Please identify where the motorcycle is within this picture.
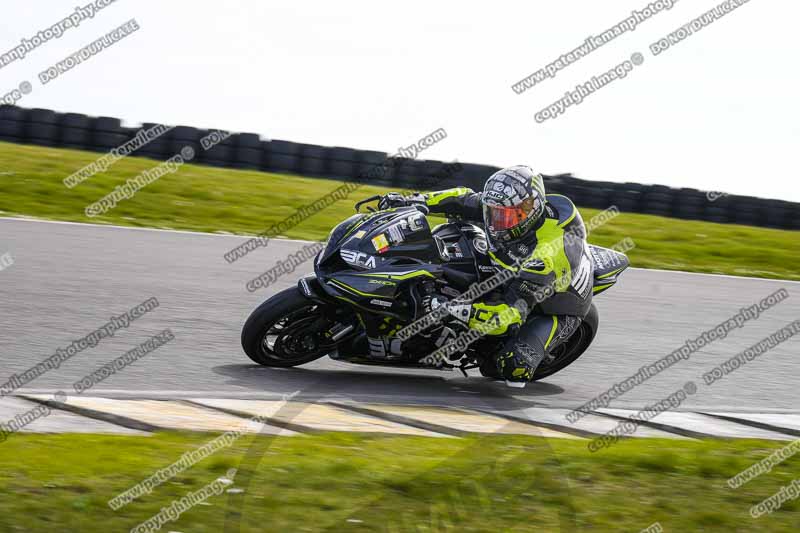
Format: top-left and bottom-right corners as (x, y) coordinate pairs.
(241, 194), (629, 382)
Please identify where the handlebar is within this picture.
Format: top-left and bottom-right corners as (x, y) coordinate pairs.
(354, 195), (382, 213)
(353, 194), (430, 215)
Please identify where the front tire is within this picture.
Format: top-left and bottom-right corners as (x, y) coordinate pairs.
(241, 287), (339, 367)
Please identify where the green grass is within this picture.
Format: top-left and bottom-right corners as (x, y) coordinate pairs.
(1, 432), (799, 531)
(1, 141), (798, 280)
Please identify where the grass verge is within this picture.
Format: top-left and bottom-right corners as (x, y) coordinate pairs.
(1, 432), (799, 531)
(1, 141), (798, 280)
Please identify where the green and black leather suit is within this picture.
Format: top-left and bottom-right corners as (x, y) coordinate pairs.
(421, 187), (595, 381)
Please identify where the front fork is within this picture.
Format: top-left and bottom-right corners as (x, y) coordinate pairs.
(297, 275), (361, 354)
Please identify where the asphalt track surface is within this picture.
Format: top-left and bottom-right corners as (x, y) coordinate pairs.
(1, 217), (798, 413)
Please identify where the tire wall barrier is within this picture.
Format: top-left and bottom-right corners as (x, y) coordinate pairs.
(0, 105), (797, 230)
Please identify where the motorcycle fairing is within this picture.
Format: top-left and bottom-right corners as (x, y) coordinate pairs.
(323, 266), (439, 317)
(588, 244), (630, 295)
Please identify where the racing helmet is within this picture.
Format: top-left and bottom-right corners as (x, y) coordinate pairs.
(481, 166), (546, 244)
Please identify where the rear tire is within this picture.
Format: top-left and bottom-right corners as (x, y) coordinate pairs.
(241, 287), (339, 367)
(531, 303), (599, 381)
(478, 305), (599, 381)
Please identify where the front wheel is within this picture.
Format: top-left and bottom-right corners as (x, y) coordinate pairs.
(241, 287), (345, 367)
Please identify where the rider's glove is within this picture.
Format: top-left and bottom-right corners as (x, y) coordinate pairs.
(405, 193), (427, 206)
(379, 192), (426, 209)
(378, 192), (408, 210)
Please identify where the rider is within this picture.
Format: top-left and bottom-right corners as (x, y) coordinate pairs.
(380, 165), (594, 385)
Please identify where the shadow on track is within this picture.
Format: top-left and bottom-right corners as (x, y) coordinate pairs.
(211, 363), (566, 410)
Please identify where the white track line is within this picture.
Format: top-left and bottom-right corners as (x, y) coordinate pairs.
(2, 215), (799, 284)
(10, 389), (327, 399)
(0, 215), (317, 244)
(627, 267), (800, 285)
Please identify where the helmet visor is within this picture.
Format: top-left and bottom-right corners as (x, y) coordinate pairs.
(484, 197), (537, 232)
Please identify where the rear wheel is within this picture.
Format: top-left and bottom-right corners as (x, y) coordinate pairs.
(532, 304), (599, 381)
(478, 304), (599, 381)
(241, 287), (346, 367)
